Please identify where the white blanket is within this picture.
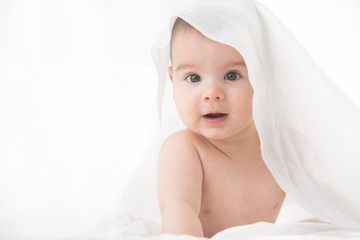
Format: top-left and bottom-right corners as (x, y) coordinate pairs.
(2, 220), (359, 239)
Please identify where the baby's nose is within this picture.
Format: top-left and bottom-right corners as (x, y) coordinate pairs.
(202, 82), (225, 102)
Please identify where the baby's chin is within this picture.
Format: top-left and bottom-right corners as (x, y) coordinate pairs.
(182, 120), (248, 142)
(193, 125), (257, 143)
(190, 128), (235, 142)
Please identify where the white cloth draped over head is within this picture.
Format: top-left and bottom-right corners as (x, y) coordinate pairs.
(121, 0), (360, 232)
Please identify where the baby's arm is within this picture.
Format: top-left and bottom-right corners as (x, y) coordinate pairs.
(157, 130), (204, 237)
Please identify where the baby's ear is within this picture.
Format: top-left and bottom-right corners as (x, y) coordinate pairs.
(168, 66), (173, 82)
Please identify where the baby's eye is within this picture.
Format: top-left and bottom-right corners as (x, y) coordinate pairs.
(224, 71), (241, 81)
(186, 74), (201, 83)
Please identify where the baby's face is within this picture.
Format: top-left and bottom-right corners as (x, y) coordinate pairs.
(168, 27), (254, 141)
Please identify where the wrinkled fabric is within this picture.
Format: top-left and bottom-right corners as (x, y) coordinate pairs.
(122, 0), (360, 233)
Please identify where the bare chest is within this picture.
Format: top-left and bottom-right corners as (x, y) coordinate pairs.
(197, 148), (285, 237)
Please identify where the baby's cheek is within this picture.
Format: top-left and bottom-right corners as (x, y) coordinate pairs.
(238, 90), (253, 106)
(183, 106), (199, 127)
(173, 96), (191, 119)
(234, 95), (253, 117)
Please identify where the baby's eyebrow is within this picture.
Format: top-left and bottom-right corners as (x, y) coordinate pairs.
(226, 61), (246, 67)
(174, 61), (246, 72)
(175, 64), (195, 72)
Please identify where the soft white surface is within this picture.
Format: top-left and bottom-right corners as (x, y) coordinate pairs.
(0, 0), (360, 238)
(2, 220), (360, 239)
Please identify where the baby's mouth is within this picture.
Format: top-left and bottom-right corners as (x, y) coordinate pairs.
(203, 113), (227, 118)
(202, 112), (228, 124)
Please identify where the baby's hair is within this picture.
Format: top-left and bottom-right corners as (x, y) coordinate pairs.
(170, 17), (194, 61)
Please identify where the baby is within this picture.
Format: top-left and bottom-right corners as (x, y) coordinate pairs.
(157, 18), (285, 238)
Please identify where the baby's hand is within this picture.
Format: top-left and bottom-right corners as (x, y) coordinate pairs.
(157, 130), (204, 237)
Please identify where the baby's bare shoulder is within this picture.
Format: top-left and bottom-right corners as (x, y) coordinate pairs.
(159, 129), (203, 164)
(162, 129), (202, 148)
(160, 130), (211, 163)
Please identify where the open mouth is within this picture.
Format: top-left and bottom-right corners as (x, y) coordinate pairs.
(203, 113), (227, 118)
(202, 113), (228, 124)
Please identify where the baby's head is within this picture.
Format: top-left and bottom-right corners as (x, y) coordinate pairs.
(168, 18), (255, 141)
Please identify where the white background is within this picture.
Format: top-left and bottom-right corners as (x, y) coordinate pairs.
(0, 0), (359, 234)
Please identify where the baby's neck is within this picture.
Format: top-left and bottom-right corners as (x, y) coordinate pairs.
(203, 122), (262, 164)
